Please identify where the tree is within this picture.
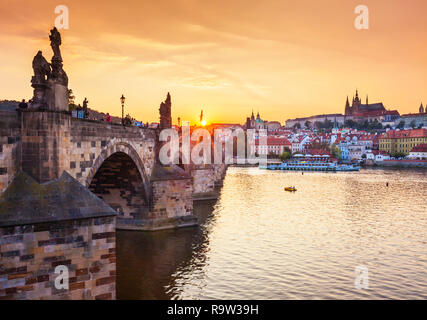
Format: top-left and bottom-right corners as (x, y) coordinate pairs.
(397, 120), (405, 129)
(304, 120), (312, 129)
(344, 119), (357, 128)
(314, 121), (323, 129)
(293, 122), (301, 130)
(390, 152), (406, 159)
(409, 120), (417, 129)
(68, 89), (76, 111)
(330, 144), (341, 160)
(279, 151), (291, 162)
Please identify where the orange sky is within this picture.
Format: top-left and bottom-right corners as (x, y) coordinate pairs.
(1, 0), (426, 124)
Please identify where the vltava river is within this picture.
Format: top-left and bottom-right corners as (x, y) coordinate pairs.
(117, 167), (427, 299)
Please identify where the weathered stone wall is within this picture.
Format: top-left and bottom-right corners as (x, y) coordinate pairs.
(151, 178), (193, 218)
(192, 166), (215, 195)
(0, 111), (21, 193)
(0, 216), (116, 300)
(21, 111), (71, 184)
(213, 164), (227, 185)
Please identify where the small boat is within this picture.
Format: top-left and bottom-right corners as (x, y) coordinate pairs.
(284, 186), (297, 192)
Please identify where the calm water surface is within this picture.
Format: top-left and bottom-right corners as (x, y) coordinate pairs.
(117, 167), (427, 299)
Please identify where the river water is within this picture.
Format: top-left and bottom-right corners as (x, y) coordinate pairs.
(117, 167), (427, 299)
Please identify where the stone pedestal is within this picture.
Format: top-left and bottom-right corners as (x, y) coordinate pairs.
(21, 111), (71, 183)
(46, 79), (68, 111)
(30, 76), (48, 109)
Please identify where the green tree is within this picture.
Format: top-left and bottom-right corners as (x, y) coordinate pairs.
(279, 151), (291, 162)
(390, 151), (406, 158)
(397, 120), (405, 129)
(330, 144), (341, 159)
(68, 89), (76, 111)
(344, 119), (357, 128)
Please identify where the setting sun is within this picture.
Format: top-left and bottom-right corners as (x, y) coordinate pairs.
(201, 120), (207, 126)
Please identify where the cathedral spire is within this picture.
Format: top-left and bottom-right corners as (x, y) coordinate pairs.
(366, 95), (368, 105)
(420, 102), (424, 114)
(345, 96), (351, 115)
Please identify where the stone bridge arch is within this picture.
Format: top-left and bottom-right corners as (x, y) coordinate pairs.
(86, 141), (152, 218)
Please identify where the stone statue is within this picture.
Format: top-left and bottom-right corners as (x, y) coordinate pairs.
(30, 27), (69, 111)
(49, 27), (62, 60)
(48, 27), (68, 86)
(32, 51), (51, 81)
(159, 92), (172, 129)
(82, 98), (88, 109)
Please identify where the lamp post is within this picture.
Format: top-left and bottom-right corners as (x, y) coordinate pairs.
(120, 94), (125, 125)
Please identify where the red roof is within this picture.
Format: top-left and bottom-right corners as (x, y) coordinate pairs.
(255, 137), (291, 146)
(305, 148), (332, 156)
(410, 144), (427, 153)
(385, 110), (400, 116)
(381, 128), (427, 139)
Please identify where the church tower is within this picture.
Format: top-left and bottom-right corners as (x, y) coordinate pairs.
(345, 96), (351, 115)
(352, 89), (361, 113)
(419, 102), (424, 114)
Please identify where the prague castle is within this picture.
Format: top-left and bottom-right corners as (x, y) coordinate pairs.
(344, 90), (387, 117)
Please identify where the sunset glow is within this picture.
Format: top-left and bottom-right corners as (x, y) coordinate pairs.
(1, 0), (427, 124)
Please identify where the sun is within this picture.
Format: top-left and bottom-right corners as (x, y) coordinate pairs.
(201, 120), (207, 126)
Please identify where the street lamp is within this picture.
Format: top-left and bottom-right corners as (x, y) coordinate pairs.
(120, 94), (125, 125)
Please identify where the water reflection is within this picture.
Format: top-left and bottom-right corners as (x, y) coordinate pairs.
(116, 200), (216, 300)
(117, 168), (427, 300)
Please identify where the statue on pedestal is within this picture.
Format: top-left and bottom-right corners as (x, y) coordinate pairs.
(30, 51), (51, 109)
(49, 27), (62, 60)
(159, 92), (172, 130)
(30, 27), (69, 111)
(49, 27), (68, 86)
(32, 51), (51, 81)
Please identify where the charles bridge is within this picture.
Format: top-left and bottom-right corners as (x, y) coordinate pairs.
(0, 28), (226, 299)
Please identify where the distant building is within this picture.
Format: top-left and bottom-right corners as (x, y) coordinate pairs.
(245, 118), (281, 131)
(285, 114), (345, 129)
(366, 150), (390, 162)
(398, 103), (427, 128)
(408, 143), (427, 159)
(246, 111), (270, 130)
(379, 128), (427, 155)
(344, 90), (400, 123)
(345, 90), (386, 116)
(266, 121), (281, 131)
(252, 137), (292, 155)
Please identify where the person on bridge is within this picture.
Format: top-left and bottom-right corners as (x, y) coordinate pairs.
(18, 99), (28, 109)
(106, 113), (111, 122)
